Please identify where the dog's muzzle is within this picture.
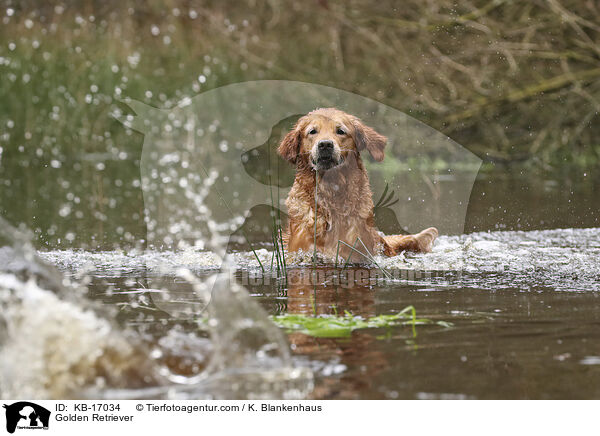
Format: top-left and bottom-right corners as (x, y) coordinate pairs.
(313, 140), (340, 170)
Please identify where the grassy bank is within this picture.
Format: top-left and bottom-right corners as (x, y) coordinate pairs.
(2, 1), (600, 165)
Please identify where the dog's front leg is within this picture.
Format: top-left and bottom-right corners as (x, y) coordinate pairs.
(286, 200), (328, 253)
(383, 227), (438, 255)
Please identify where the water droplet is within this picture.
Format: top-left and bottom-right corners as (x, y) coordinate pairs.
(58, 204), (71, 217)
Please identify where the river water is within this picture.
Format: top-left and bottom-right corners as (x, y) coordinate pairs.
(1, 168), (599, 399)
(1, 226), (596, 399)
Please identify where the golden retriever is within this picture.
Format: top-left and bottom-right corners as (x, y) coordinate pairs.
(278, 108), (438, 260)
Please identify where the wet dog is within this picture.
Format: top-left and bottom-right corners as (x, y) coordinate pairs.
(278, 108), (438, 260)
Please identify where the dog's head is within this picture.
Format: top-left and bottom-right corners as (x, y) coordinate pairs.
(277, 108), (387, 171)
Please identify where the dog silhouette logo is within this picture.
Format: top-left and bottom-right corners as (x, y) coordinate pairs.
(2, 402), (50, 433)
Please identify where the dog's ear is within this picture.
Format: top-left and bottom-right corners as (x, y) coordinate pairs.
(352, 119), (387, 162)
(278, 124), (302, 164)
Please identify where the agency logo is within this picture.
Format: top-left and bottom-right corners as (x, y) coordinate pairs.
(2, 402), (50, 434)
(112, 80), (481, 319)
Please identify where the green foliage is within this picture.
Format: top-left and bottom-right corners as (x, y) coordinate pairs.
(271, 306), (452, 338)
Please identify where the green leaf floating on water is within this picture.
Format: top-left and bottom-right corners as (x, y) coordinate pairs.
(271, 306), (452, 338)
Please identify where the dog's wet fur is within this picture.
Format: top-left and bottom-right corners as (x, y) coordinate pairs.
(278, 108), (438, 260)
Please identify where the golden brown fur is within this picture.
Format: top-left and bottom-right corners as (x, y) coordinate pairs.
(278, 108), (438, 261)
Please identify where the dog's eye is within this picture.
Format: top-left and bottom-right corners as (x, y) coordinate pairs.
(309, 128), (317, 135)
(336, 128), (345, 135)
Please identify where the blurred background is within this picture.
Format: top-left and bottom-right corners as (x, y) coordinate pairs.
(1, 0), (598, 249)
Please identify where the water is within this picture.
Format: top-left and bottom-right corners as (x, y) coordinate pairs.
(15, 227), (597, 399)
(0, 219), (314, 400)
(1, 156), (599, 399)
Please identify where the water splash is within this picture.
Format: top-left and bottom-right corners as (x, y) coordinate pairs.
(0, 273), (161, 398)
(39, 227), (600, 292)
(0, 218), (313, 399)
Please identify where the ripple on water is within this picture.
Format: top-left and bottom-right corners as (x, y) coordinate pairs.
(39, 228), (600, 292)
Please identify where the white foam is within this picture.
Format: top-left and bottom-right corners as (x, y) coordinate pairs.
(0, 274), (152, 398)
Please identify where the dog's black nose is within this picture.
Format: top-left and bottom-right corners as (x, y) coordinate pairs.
(318, 140), (334, 152)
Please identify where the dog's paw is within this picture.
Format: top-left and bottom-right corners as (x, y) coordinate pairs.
(416, 227), (438, 253)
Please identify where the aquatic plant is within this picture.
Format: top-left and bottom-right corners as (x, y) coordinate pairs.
(271, 306), (452, 338)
